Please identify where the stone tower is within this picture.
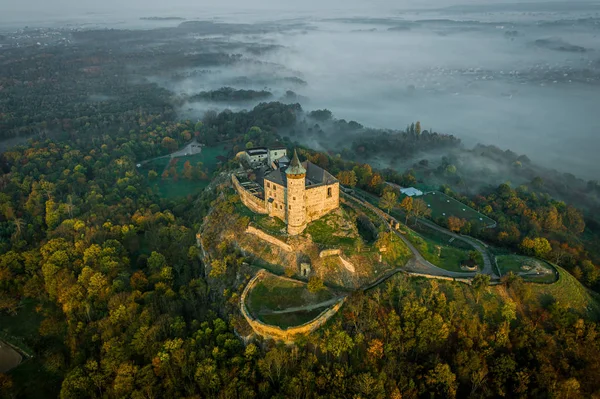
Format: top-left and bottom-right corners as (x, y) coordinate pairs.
(285, 150), (307, 235)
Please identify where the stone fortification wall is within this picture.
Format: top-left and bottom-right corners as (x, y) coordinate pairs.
(305, 182), (340, 223)
(240, 270), (346, 343)
(246, 226), (292, 252)
(405, 271), (472, 285)
(320, 248), (342, 258)
(232, 175), (267, 214)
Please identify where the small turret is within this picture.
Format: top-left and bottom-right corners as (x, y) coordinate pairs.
(285, 149), (306, 177)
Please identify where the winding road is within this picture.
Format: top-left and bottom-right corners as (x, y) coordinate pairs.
(342, 191), (499, 280)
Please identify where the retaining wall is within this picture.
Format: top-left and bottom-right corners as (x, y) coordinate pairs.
(240, 270), (346, 343)
(319, 248), (341, 258)
(232, 175), (267, 214)
(246, 226), (292, 252)
(405, 271), (472, 285)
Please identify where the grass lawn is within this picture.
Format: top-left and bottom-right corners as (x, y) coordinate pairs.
(421, 191), (496, 228)
(497, 255), (557, 283)
(399, 226), (473, 273)
(260, 306), (329, 329)
(246, 274), (335, 316)
(253, 214), (287, 237)
(530, 266), (600, 318)
(305, 211), (359, 249)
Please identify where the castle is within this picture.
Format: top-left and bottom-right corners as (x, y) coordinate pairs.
(233, 148), (340, 235)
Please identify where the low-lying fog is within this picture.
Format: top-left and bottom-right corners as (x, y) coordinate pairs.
(4, 1), (600, 179)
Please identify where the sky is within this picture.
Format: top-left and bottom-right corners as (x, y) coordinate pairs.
(0, 0), (588, 13)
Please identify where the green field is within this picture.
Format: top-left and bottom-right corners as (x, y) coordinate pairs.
(530, 266), (600, 318)
(421, 191), (496, 227)
(305, 210), (359, 249)
(140, 144), (229, 199)
(497, 255), (557, 283)
(260, 306), (329, 329)
(247, 274), (334, 313)
(399, 226), (473, 273)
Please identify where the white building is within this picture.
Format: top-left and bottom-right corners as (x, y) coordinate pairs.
(400, 187), (423, 197)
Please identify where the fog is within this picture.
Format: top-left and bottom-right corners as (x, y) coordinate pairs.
(2, 0), (600, 179)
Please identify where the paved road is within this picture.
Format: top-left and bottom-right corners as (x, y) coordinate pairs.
(416, 218), (497, 277)
(342, 192), (493, 279)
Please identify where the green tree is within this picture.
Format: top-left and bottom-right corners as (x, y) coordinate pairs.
(307, 276), (324, 293)
(472, 273), (491, 304)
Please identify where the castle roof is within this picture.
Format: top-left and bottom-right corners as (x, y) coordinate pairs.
(285, 150), (306, 176)
(263, 158), (337, 188)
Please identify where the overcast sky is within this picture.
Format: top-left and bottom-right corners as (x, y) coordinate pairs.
(0, 0), (586, 14)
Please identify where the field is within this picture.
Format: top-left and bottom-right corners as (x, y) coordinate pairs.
(399, 226), (473, 273)
(260, 306), (329, 329)
(140, 144), (229, 199)
(497, 255), (557, 283)
(246, 274), (337, 327)
(421, 191), (496, 228)
(529, 266), (600, 318)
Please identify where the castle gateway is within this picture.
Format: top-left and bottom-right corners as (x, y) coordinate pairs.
(234, 149), (340, 235)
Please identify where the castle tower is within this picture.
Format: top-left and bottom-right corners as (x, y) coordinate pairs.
(285, 150), (307, 235)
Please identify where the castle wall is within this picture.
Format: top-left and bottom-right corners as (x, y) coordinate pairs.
(246, 226), (292, 252)
(232, 175), (267, 214)
(305, 182), (340, 223)
(319, 248), (342, 258)
(240, 270), (346, 343)
(265, 181), (287, 222)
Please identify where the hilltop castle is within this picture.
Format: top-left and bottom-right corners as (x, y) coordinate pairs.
(233, 148), (339, 235)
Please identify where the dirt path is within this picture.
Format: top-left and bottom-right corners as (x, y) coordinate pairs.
(260, 297), (343, 315)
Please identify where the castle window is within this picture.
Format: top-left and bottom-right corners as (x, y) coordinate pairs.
(293, 197), (296, 201)
(289, 205), (291, 210)
(327, 187), (332, 198)
(267, 182), (270, 188)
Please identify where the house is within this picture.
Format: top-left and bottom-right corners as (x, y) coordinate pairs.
(244, 147), (269, 166)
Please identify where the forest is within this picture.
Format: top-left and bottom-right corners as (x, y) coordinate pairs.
(1, 23), (600, 399)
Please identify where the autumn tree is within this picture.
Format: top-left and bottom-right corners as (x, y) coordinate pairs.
(400, 196), (413, 224)
(380, 189), (398, 214)
(412, 198), (431, 225)
(336, 170), (357, 187)
(520, 237), (552, 259)
(447, 216), (466, 233)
